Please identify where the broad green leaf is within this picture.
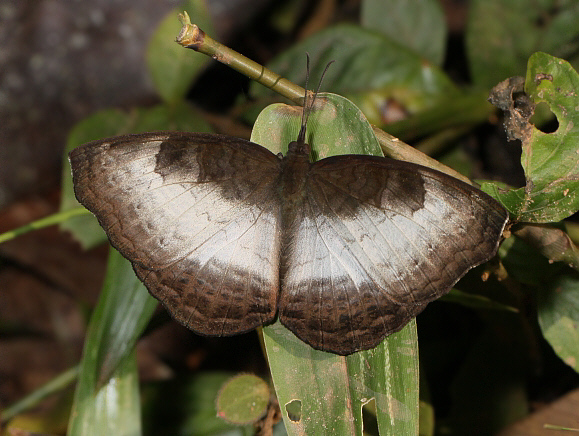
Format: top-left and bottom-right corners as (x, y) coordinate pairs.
(264, 321), (418, 436)
(252, 94), (419, 436)
(361, 0), (447, 66)
(498, 234), (563, 286)
(482, 53), (579, 223)
(60, 102), (212, 249)
(248, 24), (457, 126)
(251, 95), (383, 158)
(385, 89), (495, 141)
(466, 0), (579, 89)
(142, 372), (248, 436)
(215, 375), (270, 425)
(68, 249), (158, 435)
(538, 273), (579, 373)
(146, 0), (214, 103)
(513, 223), (579, 273)
(68, 350), (141, 436)
(441, 288), (518, 313)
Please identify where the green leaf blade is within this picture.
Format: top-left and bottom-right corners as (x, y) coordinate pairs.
(466, 0), (579, 89)
(68, 350), (141, 436)
(68, 250), (158, 435)
(538, 273), (579, 373)
(361, 0), (447, 66)
(253, 94), (419, 435)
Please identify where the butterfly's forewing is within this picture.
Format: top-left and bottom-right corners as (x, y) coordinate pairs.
(279, 155), (508, 355)
(70, 132), (283, 335)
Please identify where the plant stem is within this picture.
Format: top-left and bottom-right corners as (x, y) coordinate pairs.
(0, 208), (90, 244)
(544, 424), (579, 432)
(1, 365), (79, 423)
(372, 127), (472, 184)
(176, 11), (305, 105)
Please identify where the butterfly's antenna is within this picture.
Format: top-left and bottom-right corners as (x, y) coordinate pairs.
(297, 54), (311, 143)
(297, 56), (334, 144)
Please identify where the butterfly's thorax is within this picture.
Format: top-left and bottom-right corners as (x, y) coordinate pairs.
(279, 140), (312, 209)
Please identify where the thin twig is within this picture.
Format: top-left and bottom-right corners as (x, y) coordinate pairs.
(0, 207), (90, 244)
(1, 365), (80, 423)
(176, 11), (305, 105)
(544, 424), (579, 432)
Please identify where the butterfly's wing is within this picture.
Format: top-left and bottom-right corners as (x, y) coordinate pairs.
(70, 132), (283, 336)
(279, 155), (508, 354)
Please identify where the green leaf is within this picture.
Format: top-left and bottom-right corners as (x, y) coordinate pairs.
(251, 95), (383, 158)
(538, 273), (579, 373)
(68, 249), (158, 435)
(442, 288), (518, 313)
(499, 234), (563, 286)
(466, 0), (579, 89)
(361, 0), (447, 66)
(264, 321), (418, 436)
(146, 0), (214, 103)
(60, 102), (212, 249)
(248, 24), (457, 126)
(513, 223), (579, 273)
(68, 349), (141, 436)
(252, 94), (419, 436)
(215, 375), (270, 425)
(482, 53), (579, 223)
(384, 89), (495, 141)
(142, 372), (247, 436)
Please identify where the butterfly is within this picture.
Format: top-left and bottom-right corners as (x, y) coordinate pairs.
(69, 94), (508, 355)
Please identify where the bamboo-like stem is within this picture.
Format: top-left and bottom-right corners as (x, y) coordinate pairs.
(176, 11), (305, 105)
(372, 127), (472, 185)
(175, 11), (473, 183)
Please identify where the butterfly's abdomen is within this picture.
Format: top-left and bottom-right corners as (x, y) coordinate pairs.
(278, 151), (311, 278)
(279, 152), (311, 209)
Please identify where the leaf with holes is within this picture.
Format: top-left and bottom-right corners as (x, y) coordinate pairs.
(254, 94), (420, 435)
(483, 53), (579, 223)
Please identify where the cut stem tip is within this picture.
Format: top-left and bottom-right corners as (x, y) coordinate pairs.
(175, 11), (204, 48)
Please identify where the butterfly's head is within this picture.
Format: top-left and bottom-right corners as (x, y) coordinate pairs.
(286, 137), (311, 160)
